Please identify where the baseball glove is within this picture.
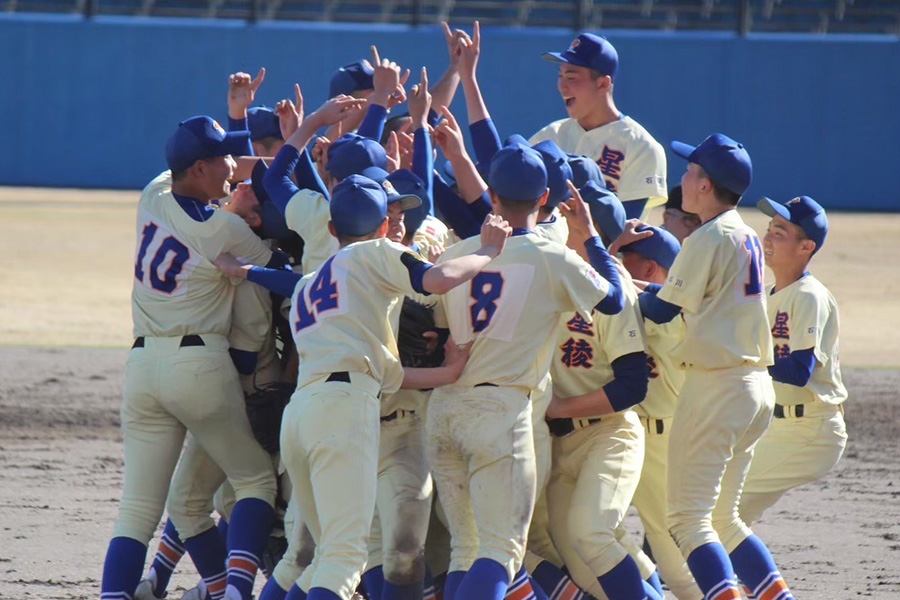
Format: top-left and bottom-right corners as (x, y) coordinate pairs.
(244, 381), (294, 455)
(398, 297), (444, 368)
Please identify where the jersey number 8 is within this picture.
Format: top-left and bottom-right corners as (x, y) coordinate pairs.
(470, 272), (504, 332)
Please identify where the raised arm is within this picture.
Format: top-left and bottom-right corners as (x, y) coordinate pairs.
(421, 214), (510, 295)
(433, 106), (489, 206)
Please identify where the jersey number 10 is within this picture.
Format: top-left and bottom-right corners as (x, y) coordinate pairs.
(135, 223), (191, 294)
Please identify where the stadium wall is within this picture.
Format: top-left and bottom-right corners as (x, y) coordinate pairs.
(1, 14), (898, 210)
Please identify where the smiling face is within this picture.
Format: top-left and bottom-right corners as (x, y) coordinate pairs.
(223, 182), (263, 229)
(557, 64), (607, 121)
(195, 154), (237, 200)
(387, 201), (406, 243)
(763, 215), (815, 269)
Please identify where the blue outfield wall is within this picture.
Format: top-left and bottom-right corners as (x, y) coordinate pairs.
(1, 14), (899, 210)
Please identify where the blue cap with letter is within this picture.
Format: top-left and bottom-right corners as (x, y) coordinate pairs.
(488, 144), (548, 203)
(757, 195), (828, 253)
(580, 182), (625, 241)
(330, 175), (389, 237)
(247, 106), (283, 141)
(327, 134), (388, 181)
(620, 226), (681, 270)
(543, 33), (619, 82)
(568, 154), (605, 189)
(329, 60), (375, 98)
(670, 133), (753, 197)
(165, 116), (249, 171)
(531, 140), (574, 209)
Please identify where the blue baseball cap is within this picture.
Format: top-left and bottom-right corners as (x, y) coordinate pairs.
(488, 144), (548, 203)
(757, 195), (828, 253)
(247, 106), (282, 142)
(543, 33), (619, 82)
(387, 169), (427, 207)
(568, 154), (605, 189)
(329, 60), (375, 98)
(165, 116), (249, 171)
(330, 175), (389, 237)
(327, 134), (388, 181)
(532, 140), (574, 209)
(356, 166), (421, 211)
(620, 226), (681, 270)
(670, 133), (753, 197)
(580, 181), (625, 241)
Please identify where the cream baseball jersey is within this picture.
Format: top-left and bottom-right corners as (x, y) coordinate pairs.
(533, 211), (570, 246)
(658, 210), (774, 369)
(132, 171), (273, 338)
(289, 238), (428, 395)
(551, 276), (645, 399)
(530, 116), (667, 207)
(636, 318), (686, 420)
(436, 232), (610, 392)
(766, 275), (847, 406)
(284, 188), (340, 275)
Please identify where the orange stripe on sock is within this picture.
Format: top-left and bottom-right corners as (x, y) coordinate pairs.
(506, 581), (534, 600)
(558, 582), (580, 600)
(159, 542), (183, 562)
(758, 579), (789, 600)
(742, 585), (755, 600)
(207, 578), (227, 594)
(228, 557), (258, 574)
(711, 588), (741, 600)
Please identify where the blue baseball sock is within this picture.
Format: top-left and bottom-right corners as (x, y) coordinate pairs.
(443, 570), (465, 600)
(362, 565), (385, 600)
(423, 567), (438, 600)
(259, 576), (290, 600)
(226, 498), (275, 599)
(101, 536), (147, 599)
(645, 571), (664, 596)
(529, 575), (550, 600)
(184, 526), (228, 600)
(597, 556), (660, 600)
(217, 516), (230, 541)
(730, 535), (793, 599)
(455, 558), (509, 600)
(686, 542), (739, 599)
(532, 561), (586, 600)
(307, 588), (341, 600)
(383, 579), (424, 600)
(285, 584), (308, 600)
(148, 519), (185, 596)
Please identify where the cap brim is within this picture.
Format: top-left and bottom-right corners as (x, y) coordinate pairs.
(387, 193), (422, 211)
(669, 141), (697, 162)
(221, 131), (251, 157)
(757, 197), (791, 221)
(359, 166), (391, 184)
(542, 51), (592, 70)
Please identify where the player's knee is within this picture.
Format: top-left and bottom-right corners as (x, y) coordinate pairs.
(166, 495), (215, 540)
(383, 547), (426, 585)
(112, 505), (160, 545)
(571, 526), (620, 572)
(230, 468), (277, 505)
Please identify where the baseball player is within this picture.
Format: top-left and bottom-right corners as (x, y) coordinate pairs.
(739, 196), (848, 526)
(614, 226), (704, 600)
(427, 142), (626, 600)
(217, 173), (512, 600)
(530, 33), (667, 221)
(101, 115), (290, 600)
(625, 134), (795, 600)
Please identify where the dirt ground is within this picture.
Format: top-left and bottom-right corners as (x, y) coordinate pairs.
(1, 188), (899, 599)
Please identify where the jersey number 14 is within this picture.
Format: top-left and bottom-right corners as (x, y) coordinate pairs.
(295, 257), (340, 332)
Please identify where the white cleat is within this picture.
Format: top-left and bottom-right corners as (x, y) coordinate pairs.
(134, 578), (166, 599)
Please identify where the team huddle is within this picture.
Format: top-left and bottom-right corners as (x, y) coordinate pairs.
(101, 23), (849, 600)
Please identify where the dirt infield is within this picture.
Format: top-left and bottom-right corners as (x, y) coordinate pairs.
(1, 187), (899, 598)
(0, 348), (898, 598)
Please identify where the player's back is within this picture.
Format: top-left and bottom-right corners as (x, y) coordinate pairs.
(766, 274), (847, 406)
(290, 238), (424, 395)
(659, 210), (772, 369)
(132, 171), (272, 338)
(437, 232), (608, 394)
(638, 317), (686, 420)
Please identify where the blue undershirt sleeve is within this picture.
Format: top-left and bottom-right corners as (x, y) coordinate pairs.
(228, 349), (258, 375)
(405, 127), (435, 228)
(639, 284), (682, 324)
(227, 116), (254, 157)
(604, 352), (650, 412)
(263, 145), (302, 215)
(247, 266), (303, 299)
(400, 252), (433, 296)
(432, 172), (483, 239)
(584, 237), (625, 315)
(358, 104), (388, 142)
(469, 118), (502, 167)
(768, 347), (816, 387)
(293, 149), (329, 200)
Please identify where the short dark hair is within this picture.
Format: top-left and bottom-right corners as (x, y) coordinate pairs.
(495, 194), (542, 216)
(698, 166), (741, 206)
(255, 136), (282, 154)
(171, 168), (188, 182)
